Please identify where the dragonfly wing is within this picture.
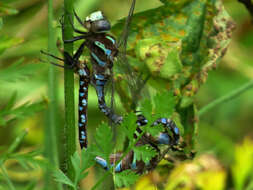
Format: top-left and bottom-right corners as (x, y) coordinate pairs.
(114, 0), (150, 111)
(116, 0), (136, 49)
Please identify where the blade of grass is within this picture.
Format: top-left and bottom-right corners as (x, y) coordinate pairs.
(198, 80), (253, 116)
(0, 165), (16, 190)
(6, 129), (28, 155)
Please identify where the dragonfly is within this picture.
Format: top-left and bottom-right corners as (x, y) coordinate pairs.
(42, 0), (181, 173)
(41, 45), (90, 149)
(96, 116), (180, 173)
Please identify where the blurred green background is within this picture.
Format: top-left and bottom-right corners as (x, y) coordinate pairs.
(0, 0), (253, 189)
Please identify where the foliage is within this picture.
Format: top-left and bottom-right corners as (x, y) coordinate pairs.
(0, 92), (44, 126)
(232, 138), (253, 190)
(0, 130), (45, 190)
(0, 0), (253, 189)
(53, 147), (96, 190)
(114, 170), (139, 188)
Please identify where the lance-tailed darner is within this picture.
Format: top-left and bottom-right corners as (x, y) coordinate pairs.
(42, 0), (181, 173)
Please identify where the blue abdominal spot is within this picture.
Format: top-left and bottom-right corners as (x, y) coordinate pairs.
(161, 118), (167, 124)
(82, 99), (87, 106)
(81, 131), (86, 139)
(131, 161), (137, 170)
(94, 74), (105, 80)
(91, 52), (106, 67)
(95, 157), (108, 169)
(105, 36), (116, 44)
(94, 41), (112, 56)
(158, 133), (170, 145)
(174, 127), (179, 135)
(79, 69), (87, 76)
(115, 162), (122, 172)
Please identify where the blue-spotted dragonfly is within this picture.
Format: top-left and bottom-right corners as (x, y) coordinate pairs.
(41, 0), (180, 173)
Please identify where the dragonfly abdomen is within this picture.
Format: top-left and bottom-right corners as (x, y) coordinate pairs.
(78, 68), (90, 149)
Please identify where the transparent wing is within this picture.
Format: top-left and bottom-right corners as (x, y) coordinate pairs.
(112, 0), (150, 111)
(116, 0), (136, 50)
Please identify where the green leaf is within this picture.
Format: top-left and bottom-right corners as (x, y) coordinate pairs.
(145, 123), (164, 137)
(121, 112), (138, 142)
(135, 39), (182, 80)
(159, 0), (191, 7)
(140, 99), (153, 124)
(112, 0), (234, 83)
(0, 93), (45, 126)
(93, 123), (113, 160)
(180, 0), (206, 66)
(133, 145), (157, 165)
(24, 181), (37, 190)
(0, 58), (40, 82)
(154, 91), (175, 118)
(53, 169), (75, 188)
(0, 18), (2, 31)
(80, 146), (96, 172)
(232, 138), (253, 190)
(71, 152), (81, 174)
(0, 35), (23, 55)
(4, 93), (17, 112)
(13, 150), (46, 170)
(114, 170), (139, 188)
(71, 151), (81, 184)
(0, 3), (18, 16)
(6, 130), (27, 155)
(79, 172), (88, 181)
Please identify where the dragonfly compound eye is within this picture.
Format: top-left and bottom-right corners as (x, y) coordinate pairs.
(91, 19), (111, 33)
(85, 11), (111, 33)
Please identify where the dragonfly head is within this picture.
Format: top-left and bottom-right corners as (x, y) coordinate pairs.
(84, 11), (111, 33)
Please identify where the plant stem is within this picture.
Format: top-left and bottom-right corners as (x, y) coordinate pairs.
(1, 165), (16, 190)
(63, 0), (76, 186)
(198, 80), (253, 116)
(6, 129), (27, 155)
(45, 0), (61, 189)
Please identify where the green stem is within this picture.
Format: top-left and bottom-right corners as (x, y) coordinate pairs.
(6, 129), (27, 155)
(198, 80), (253, 116)
(1, 165), (16, 190)
(45, 0), (61, 189)
(63, 0), (76, 186)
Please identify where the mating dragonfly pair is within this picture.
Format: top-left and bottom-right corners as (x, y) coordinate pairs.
(42, 0), (180, 173)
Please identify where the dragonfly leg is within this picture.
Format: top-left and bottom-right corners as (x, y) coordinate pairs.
(40, 50), (74, 69)
(66, 13), (87, 34)
(60, 15), (89, 43)
(73, 41), (86, 60)
(63, 35), (87, 43)
(74, 10), (85, 27)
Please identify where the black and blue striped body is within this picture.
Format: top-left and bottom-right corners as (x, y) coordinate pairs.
(95, 116), (180, 173)
(78, 66), (90, 149)
(85, 33), (122, 123)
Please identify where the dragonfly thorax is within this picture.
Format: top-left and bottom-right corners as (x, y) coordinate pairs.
(84, 11), (111, 33)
